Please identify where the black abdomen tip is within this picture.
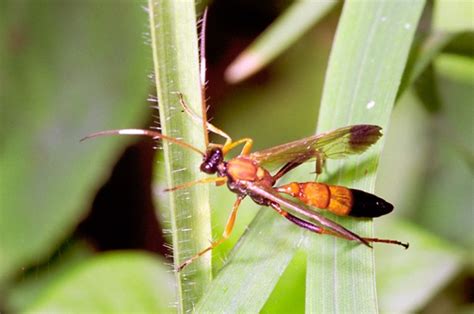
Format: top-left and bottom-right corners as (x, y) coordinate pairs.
(349, 189), (394, 218)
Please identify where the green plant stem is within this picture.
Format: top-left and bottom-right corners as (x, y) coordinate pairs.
(147, 1), (211, 312)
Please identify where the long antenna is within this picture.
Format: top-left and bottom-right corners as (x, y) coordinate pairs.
(199, 8), (209, 148)
(80, 129), (205, 156)
(176, 92), (232, 144)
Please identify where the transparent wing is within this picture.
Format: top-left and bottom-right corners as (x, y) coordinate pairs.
(249, 125), (382, 170)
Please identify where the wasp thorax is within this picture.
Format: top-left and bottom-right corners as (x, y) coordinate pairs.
(200, 148), (224, 174)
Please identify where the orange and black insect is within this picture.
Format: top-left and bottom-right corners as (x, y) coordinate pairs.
(83, 113), (408, 271)
(82, 10), (407, 271)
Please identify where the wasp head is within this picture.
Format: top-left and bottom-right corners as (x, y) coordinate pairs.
(200, 148), (224, 174)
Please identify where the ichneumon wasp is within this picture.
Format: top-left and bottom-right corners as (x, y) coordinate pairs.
(82, 97), (408, 271)
(82, 9), (408, 271)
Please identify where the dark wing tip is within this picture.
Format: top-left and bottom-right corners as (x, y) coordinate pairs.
(349, 125), (383, 152)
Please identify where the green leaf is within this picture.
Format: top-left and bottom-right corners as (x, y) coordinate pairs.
(376, 220), (464, 313)
(0, 1), (149, 285)
(397, 31), (473, 111)
(398, 32), (456, 100)
(308, 1), (425, 313)
(196, 207), (306, 313)
(225, 0), (338, 83)
(433, 0), (474, 32)
(436, 54), (474, 84)
(26, 252), (174, 313)
(443, 31), (474, 56)
(146, 1), (211, 311)
(416, 62), (474, 248)
(5, 241), (94, 312)
(413, 64), (442, 112)
(261, 250), (307, 314)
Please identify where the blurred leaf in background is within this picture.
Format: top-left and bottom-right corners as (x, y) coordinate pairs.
(1, 0), (160, 310)
(26, 252), (174, 313)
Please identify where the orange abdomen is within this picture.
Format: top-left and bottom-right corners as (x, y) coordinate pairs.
(276, 182), (393, 217)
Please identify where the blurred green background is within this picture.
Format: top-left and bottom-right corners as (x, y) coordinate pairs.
(1, 0), (472, 313)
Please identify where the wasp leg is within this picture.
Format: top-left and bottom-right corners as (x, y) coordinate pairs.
(176, 196), (244, 271)
(165, 177), (227, 192)
(269, 203), (326, 235)
(269, 203), (408, 248)
(222, 138), (254, 156)
(314, 150), (326, 181)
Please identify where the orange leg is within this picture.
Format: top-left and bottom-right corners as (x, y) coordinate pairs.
(222, 138), (254, 156)
(176, 196), (244, 271)
(165, 177), (227, 192)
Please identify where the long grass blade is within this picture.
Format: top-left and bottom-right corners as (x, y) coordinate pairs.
(196, 165), (315, 312)
(225, 0), (338, 83)
(307, 1), (425, 313)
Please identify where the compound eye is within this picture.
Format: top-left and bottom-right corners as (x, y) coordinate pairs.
(200, 162), (215, 174)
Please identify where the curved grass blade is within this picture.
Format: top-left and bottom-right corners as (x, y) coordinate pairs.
(147, 1), (210, 311)
(398, 30), (472, 112)
(398, 31), (471, 102)
(225, 0), (338, 83)
(196, 163), (316, 312)
(307, 1), (425, 313)
(196, 208), (306, 313)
